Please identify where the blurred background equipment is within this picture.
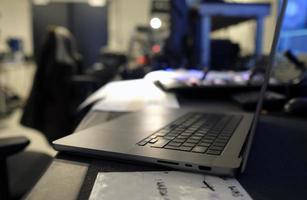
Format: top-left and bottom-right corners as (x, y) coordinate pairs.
(0, 37), (27, 119)
(150, 0), (271, 71)
(284, 97), (307, 116)
(6, 38), (24, 62)
(122, 0), (171, 79)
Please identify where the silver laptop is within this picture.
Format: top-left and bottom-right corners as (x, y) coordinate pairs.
(53, 0), (288, 176)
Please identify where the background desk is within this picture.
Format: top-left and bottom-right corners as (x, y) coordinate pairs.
(26, 99), (307, 200)
(197, 3), (271, 67)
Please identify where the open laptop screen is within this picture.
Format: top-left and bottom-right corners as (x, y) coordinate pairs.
(241, 0), (288, 172)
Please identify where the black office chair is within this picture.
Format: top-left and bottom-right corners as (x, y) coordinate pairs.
(0, 136), (52, 200)
(20, 26), (112, 143)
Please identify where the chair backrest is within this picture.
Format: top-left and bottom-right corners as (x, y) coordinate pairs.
(21, 27), (83, 142)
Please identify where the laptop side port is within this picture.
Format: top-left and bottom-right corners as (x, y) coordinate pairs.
(157, 160), (179, 165)
(198, 165), (212, 171)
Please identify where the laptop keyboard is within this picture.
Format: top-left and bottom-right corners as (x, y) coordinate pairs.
(137, 113), (243, 155)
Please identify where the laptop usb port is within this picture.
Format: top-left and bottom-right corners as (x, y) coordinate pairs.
(198, 166), (211, 171)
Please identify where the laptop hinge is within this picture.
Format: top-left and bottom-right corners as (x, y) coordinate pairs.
(238, 127), (253, 174)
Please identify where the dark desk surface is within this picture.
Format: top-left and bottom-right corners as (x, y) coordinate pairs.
(26, 99), (307, 200)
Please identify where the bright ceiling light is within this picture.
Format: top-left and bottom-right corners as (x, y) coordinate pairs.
(88, 0), (106, 7)
(32, 0), (50, 5)
(150, 17), (162, 29)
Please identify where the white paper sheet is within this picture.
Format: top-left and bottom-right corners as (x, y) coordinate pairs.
(90, 79), (179, 112)
(89, 171), (252, 200)
(80, 69), (249, 111)
(79, 85), (107, 110)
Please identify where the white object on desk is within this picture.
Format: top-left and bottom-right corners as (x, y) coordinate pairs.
(86, 79), (179, 112)
(89, 171), (252, 200)
(145, 69), (251, 85)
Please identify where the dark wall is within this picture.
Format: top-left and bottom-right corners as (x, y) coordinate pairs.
(32, 3), (108, 68)
(70, 4), (108, 68)
(32, 4), (70, 61)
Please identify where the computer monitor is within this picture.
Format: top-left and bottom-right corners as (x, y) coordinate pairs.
(279, 0), (307, 53)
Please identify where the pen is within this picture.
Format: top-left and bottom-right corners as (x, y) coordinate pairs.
(201, 67), (210, 81)
(203, 180), (215, 191)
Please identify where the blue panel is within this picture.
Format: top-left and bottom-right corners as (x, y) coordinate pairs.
(283, 0), (307, 30)
(279, 0), (307, 52)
